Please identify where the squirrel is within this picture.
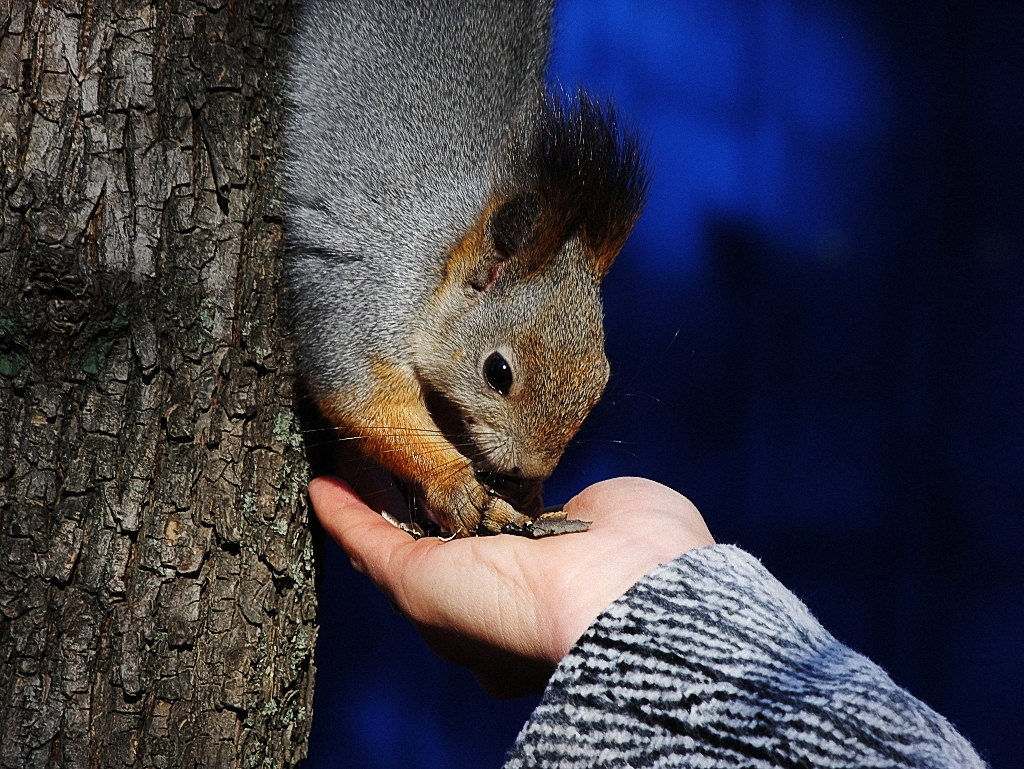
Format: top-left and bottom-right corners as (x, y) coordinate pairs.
(284, 0), (649, 537)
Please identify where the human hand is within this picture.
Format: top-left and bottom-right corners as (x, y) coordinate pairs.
(309, 475), (715, 698)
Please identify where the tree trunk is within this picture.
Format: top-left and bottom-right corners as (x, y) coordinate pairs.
(0, 1), (317, 767)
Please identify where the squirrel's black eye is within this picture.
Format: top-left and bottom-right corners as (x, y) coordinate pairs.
(483, 352), (513, 396)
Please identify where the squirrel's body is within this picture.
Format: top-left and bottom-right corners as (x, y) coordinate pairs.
(286, 0), (648, 535)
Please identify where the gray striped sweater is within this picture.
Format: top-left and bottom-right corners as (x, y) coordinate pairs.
(503, 545), (984, 768)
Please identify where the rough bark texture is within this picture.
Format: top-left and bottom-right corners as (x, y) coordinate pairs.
(0, 1), (317, 767)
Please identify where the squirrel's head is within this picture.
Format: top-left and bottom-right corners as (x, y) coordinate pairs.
(411, 93), (649, 513)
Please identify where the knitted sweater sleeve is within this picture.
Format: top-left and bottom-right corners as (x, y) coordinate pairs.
(502, 544), (985, 768)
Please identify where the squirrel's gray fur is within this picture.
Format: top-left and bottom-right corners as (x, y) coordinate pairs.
(284, 0), (648, 535)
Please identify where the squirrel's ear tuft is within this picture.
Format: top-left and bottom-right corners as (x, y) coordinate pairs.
(502, 90), (651, 278)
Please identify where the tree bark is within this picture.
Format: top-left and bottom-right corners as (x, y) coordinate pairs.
(0, 1), (317, 767)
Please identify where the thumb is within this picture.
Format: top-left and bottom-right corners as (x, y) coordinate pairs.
(308, 475), (418, 584)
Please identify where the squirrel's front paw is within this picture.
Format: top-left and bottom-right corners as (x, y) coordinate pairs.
(423, 479), (530, 537)
(477, 497), (532, 535)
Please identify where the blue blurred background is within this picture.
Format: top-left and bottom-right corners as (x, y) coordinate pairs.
(303, 1), (1024, 766)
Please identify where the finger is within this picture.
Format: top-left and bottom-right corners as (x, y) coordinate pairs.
(307, 475), (421, 582)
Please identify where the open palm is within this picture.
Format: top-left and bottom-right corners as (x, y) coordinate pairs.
(310, 475), (715, 698)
